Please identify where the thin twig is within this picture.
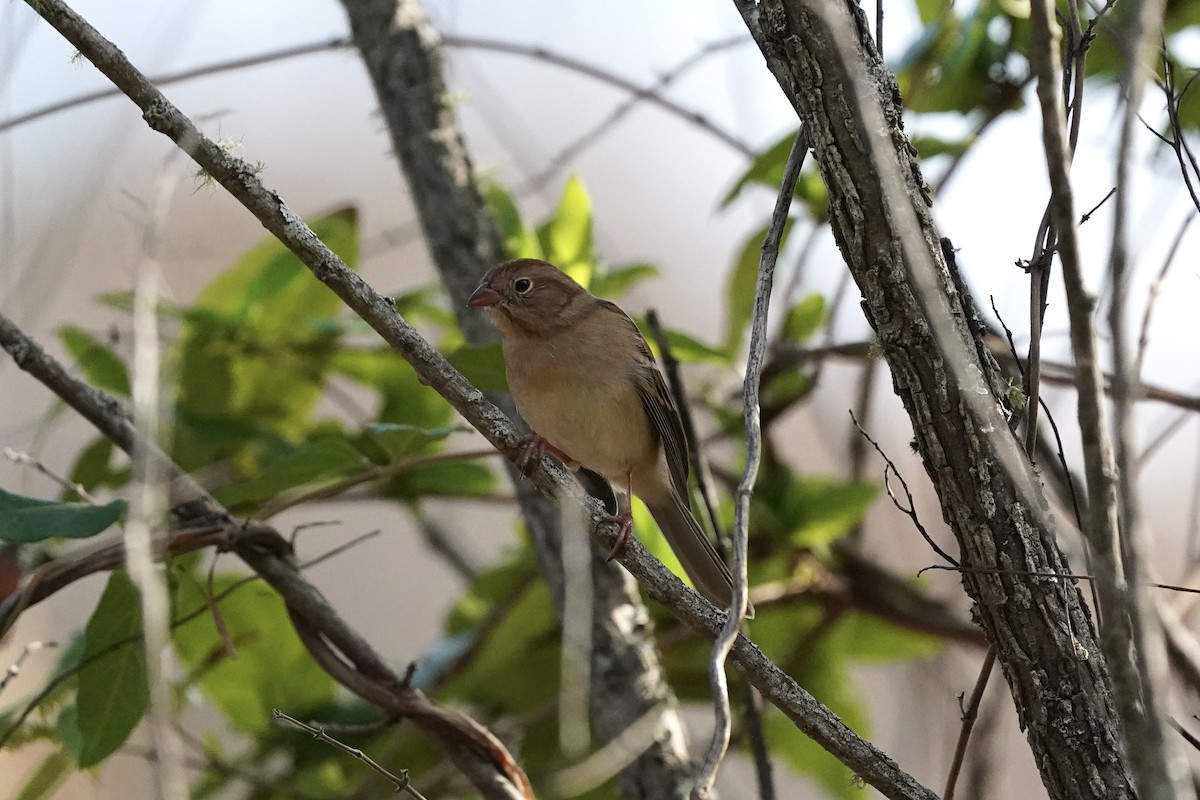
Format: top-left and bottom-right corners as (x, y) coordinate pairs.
(520, 36), (748, 192)
(919, 563), (1200, 596)
(444, 35), (753, 159)
(3, 448), (100, 504)
(273, 709), (430, 800)
(0, 640), (57, 697)
(0, 37), (353, 135)
(1135, 212), (1195, 379)
(693, 127), (808, 800)
(943, 648), (996, 800)
(849, 411), (958, 566)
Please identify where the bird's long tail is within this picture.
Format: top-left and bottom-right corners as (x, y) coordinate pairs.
(644, 493), (755, 618)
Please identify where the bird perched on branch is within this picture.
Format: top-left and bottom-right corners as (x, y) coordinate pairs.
(469, 258), (750, 617)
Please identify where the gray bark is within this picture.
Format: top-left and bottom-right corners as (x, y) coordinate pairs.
(736, 0), (1136, 797)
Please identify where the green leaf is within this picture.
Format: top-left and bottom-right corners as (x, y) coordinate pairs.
(332, 348), (455, 430)
(782, 294), (828, 343)
(67, 437), (123, 496)
(76, 571), (147, 767)
(538, 176), (594, 286)
(725, 221), (793, 356)
(194, 207), (357, 323)
(910, 134), (973, 159)
(355, 424), (457, 465)
(763, 369), (811, 409)
(59, 326), (129, 397)
(445, 342), (508, 392)
(485, 181), (542, 259)
(216, 435), (367, 510)
(0, 489), (125, 544)
(174, 208), (358, 452)
(723, 131), (797, 206)
(441, 577), (560, 712)
(754, 471), (879, 550)
(13, 749), (73, 800)
(634, 319), (730, 366)
(590, 262), (659, 299)
(172, 574), (336, 734)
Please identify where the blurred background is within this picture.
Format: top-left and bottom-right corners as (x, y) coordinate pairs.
(1, 0), (1198, 797)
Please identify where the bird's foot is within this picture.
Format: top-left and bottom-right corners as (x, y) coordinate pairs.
(605, 509), (634, 561)
(516, 434), (573, 475)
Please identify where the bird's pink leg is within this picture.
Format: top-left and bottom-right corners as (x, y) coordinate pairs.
(516, 434), (573, 474)
(606, 471), (635, 561)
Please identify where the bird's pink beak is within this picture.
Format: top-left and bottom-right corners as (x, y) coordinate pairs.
(468, 285), (501, 307)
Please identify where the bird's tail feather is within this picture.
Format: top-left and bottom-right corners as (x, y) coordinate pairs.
(645, 494), (754, 618)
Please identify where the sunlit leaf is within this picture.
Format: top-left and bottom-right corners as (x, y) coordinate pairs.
(538, 176), (594, 286)
(485, 181), (542, 259)
(172, 575), (336, 734)
(0, 489), (125, 544)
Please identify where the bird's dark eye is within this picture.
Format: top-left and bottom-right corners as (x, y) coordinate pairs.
(513, 277), (533, 295)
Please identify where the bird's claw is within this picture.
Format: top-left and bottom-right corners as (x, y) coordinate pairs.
(516, 435), (573, 475)
(605, 510), (634, 561)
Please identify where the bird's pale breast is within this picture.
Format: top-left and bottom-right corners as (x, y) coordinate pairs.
(502, 320), (655, 483)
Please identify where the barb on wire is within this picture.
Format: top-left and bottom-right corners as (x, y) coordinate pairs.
(274, 709), (430, 800)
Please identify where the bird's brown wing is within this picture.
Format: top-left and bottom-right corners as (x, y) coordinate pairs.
(595, 300), (693, 499)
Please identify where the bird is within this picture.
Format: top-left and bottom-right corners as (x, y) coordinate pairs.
(468, 257), (752, 617)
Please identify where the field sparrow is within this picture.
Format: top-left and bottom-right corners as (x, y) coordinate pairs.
(469, 258), (750, 616)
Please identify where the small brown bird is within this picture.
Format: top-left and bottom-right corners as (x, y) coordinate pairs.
(469, 258), (751, 616)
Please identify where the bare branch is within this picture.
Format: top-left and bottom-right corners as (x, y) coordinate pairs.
(694, 127), (807, 800)
(943, 648), (996, 800)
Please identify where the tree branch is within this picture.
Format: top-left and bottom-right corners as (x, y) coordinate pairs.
(738, 0), (1136, 795)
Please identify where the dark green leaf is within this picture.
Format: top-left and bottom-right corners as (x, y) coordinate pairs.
(763, 369), (811, 409)
(754, 470), (878, 550)
(723, 130), (797, 206)
(76, 571), (147, 767)
(634, 320), (730, 366)
(0, 489), (125, 544)
(172, 575), (336, 733)
(59, 326), (129, 397)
